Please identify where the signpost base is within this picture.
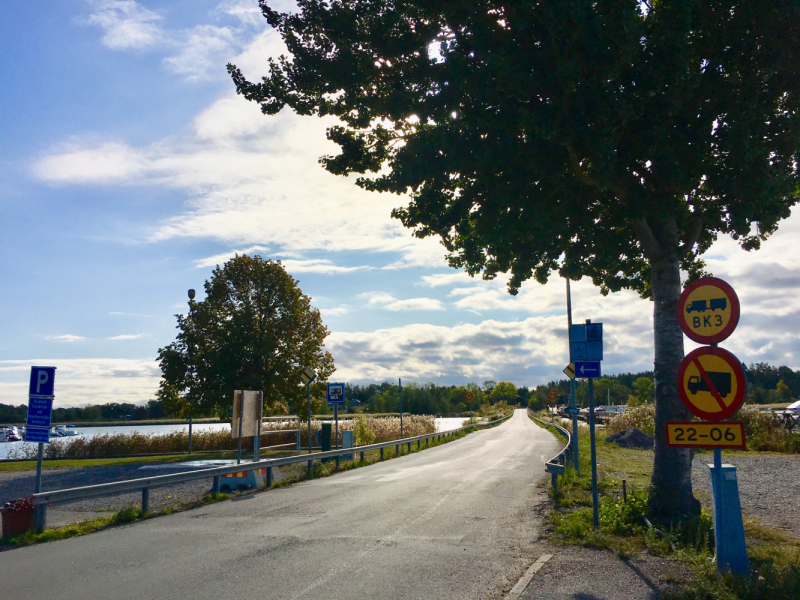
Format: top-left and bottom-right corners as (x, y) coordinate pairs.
(708, 459), (749, 575)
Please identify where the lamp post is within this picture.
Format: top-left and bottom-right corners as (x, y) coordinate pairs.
(187, 289), (196, 455)
(298, 366), (316, 457)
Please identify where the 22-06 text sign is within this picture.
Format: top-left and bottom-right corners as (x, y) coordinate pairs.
(677, 277), (740, 344)
(666, 422), (745, 449)
(677, 346), (746, 421)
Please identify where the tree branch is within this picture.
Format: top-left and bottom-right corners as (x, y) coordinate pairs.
(631, 218), (665, 262)
(679, 216), (703, 257)
(564, 142), (601, 188)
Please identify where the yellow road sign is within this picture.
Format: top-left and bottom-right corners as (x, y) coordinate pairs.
(563, 363), (575, 379)
(677, 346), (746, 420)
(666, 422), (745, 449)
(677, 277), (740, 344)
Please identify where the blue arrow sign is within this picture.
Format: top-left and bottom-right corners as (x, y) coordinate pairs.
(564, 407), (580, 415)
(575, 361), (602, 378)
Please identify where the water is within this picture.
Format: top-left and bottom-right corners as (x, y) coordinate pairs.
(0, 417), (468, 460)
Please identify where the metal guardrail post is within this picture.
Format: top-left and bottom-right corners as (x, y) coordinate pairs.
(33, 504), (47, 533)
(141, 488), (150, 513)
(266, 466), (273, 487)
(360, 451), (365, 462)
(380, 447), (384, 460)
(407, 442), (411, 453)
(307, 460), (312, 476)
(335, 456), (340, 469)
(396, 444), (400, 455)
(417, 440), (420, 449)
(213, 476), (220, 494)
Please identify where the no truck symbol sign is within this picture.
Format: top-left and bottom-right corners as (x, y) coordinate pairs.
(677, 277), (740, 344)
(677, 346), (746, 421)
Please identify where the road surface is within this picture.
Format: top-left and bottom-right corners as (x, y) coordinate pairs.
(0, 409), (561, 599)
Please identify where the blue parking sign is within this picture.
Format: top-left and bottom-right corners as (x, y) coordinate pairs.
(29, 366), (56, 397)
(326, 383), (345, 403)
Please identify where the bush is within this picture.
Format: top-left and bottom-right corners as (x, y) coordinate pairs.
(599, 488), (648, 535)
(607, 404), (655, 436)
(736, 405), (800, 453)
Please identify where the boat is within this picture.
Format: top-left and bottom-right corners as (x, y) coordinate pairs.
(54, 425), (78, 436)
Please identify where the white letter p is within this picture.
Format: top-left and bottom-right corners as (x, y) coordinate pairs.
(37, 370), (49, 394)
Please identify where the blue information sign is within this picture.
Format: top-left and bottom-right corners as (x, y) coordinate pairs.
(29, 366), (56, 397)
(564, 407), (580, 415)
(575, 361), (602, 378)
(570, 324), (603, 362)
(25, 427), (51, 444)
(26, 396), (54, 429)
(326, 382), (345, 403)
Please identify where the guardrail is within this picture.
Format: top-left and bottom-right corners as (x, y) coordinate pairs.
(528, 411), (572, 490)
(30, 415), (510, 532)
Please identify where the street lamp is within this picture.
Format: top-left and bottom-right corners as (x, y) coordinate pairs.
(187, 289), (196, 454)
(299, 367), (316, 456)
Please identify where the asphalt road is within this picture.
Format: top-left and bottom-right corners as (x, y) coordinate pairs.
(0, 410), (561, 600)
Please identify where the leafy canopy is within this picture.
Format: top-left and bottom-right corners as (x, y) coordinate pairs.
(157, 255), (334, 418)
(230, 0), (800, 296)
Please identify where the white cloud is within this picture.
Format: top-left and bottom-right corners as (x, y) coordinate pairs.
(84, 0), (164, 49)
(0, 359), (161, 408)
(359, 292), (444, 311)
(47, 335), (86, 343)
(107, 334), (145, 340)
(320, 306), (349, 317)
(162, 25), (238, 82)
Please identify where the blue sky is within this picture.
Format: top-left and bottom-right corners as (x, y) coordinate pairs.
(2, 0), (799, 407)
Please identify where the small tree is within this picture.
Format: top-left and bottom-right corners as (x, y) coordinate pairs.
(157, 255), (335, 419)
(633, 377), (655, 403)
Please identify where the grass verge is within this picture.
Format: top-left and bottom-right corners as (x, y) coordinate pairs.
(529, 413), (800, 599)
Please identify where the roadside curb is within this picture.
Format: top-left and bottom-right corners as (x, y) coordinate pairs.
(504, 553), (553, 600)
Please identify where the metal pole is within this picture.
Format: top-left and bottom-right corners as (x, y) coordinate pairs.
(334, 402), (339, 450)
(296, 415), (300, 455)
(588, 376), (599, 529)
(254, 390), (263, 461)
(188, 412), (193, 455)
(566, 277), (580, 475)
(399, 378), (403, 439)
(307, 382), (312, 456)
(237, 390), (243, 465)
(34, 442), (44, 493)
(713, 447), (724, 568)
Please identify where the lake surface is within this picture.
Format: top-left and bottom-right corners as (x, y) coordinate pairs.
(0, 417), (469, 460)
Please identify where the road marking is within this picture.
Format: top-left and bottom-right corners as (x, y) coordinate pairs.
(504, 553), (553, 600)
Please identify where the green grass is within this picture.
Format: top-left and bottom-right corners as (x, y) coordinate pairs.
(529, 413), (800, 598)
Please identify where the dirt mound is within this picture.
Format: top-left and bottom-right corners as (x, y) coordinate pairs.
(604, 427), (654, 450)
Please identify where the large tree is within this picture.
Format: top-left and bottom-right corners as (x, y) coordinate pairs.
(157, 255), (335, 419)
(228, 1), (800, 520)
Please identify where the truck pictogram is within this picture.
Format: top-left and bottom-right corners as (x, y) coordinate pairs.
(687, 371), (732, 397)
(685, 298), (727, 314)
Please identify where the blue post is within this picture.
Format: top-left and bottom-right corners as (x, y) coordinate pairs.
(709, 455), (749, 575)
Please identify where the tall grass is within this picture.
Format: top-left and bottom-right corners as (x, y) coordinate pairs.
(7, 415), (438, 459)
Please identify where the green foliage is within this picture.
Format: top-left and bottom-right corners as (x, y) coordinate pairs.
(736, 406), (800, 453)
(599, 488), (648, 535)
(157, 255), (335, 420)
(352, 413), (376, 446)
(488, 381), (517, 404)
(0, 400), (168, 425)
(633, 377), (655, 402)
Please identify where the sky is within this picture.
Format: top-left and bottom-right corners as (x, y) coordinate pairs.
(1, 1), (799, 408)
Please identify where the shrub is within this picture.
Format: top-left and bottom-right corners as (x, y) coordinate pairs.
(599, 488), (648, 535)
(607, 404), (655, 436)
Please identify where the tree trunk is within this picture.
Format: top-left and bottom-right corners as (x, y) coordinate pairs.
(647, 236), (701, 522)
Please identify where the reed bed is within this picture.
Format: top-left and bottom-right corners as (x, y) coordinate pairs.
(6, 415), (438, 460)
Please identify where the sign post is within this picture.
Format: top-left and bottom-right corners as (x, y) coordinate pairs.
(676, 277), (748, 575)
(565, 276), (580, 474)
(571, 319), (603, 529)
(27, 367), (56, 496)
(327, 383), (345, 451)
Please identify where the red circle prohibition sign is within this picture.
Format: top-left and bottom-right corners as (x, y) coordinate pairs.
(677, 277), (740, 344)
(677, 346), (746, 421)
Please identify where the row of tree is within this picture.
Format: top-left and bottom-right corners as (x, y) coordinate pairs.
(0, 400), (167, 425)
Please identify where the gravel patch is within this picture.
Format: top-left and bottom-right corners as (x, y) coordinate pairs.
(692, 453), (800, 538)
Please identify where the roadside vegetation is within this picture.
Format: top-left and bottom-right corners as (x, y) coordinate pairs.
(530, 412), (800, 599)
